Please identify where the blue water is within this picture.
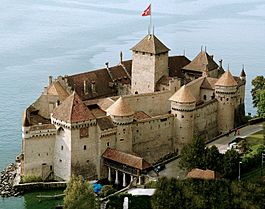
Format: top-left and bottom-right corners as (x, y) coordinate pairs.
(0, 0), (264, 208)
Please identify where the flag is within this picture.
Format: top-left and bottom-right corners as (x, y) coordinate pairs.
(142, 4), (151, 16)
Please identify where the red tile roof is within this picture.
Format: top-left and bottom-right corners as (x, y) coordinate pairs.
(215, 70), (238, 87)
(102, 148), (151, 170)
(187, 168), (217, 180)
(106, 97), (134, 117)
(131, 34), (170, 54)
(52, 92), (95, 123)
(169, 85), (196, 103)
(183, 51), (218, 72)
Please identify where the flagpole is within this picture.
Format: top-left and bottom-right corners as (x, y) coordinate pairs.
(150, 4), (152, 35)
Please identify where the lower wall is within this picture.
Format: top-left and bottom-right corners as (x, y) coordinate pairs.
(194, 100), (218, 140)
(132, 115), (175, 163)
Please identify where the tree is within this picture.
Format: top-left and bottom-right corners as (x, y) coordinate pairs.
(257, 90), (265, 117)
(179, 137), (206, 171)
(64, 175), (98, 209)
(251, 76), (265, 107)
(252, 76), (265, 117)
(204, 146), (224, 173)
(223, 149), (240, 179)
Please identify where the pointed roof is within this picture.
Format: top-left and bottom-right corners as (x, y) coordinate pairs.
(215, 70), (238, 87)
(131, 34), (170, 54)
(47, 81), (69, 101)
(52, 92), (95, 123)
(102, 148), (151, 170)
(106, 97), (134, 117)
(169, 85), (196, 103)
(240, 69), (246, 77)
(183, 51), (218, 72)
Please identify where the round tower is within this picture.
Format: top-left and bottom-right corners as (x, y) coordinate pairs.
(215, 70), (238, 133)
(169, 85), (196, 149)
(106, 97), (134, 153)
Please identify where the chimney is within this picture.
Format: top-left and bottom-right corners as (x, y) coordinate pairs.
(48, 76), (53, 86)
(219, 59), (223, 68)
(120, 51), (123, 64)
(83, 80), (88, 95)
(91, 81), (96, 94)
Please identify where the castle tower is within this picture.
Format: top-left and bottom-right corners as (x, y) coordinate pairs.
(51, 92), (96, 180)
(215, 71), (238, 133)
(106, 97), (134, 153)
(131, 34), (170, 94)
(169, 85), (196, 149)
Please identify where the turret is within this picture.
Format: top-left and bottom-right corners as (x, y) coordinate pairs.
(169, 85), (196, 149)
(215, 70), (238, 133)
(131, 34), (170, 94)
(240, 68), (246, 83)
(106, 97), (134, 153)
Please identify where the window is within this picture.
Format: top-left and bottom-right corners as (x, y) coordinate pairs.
(61, 145), (63, 151)
(50, 165), (53, 171)
(80, 127), (89, 138)
(84, 145), (87, 150)
(59, 159), (62, 162)
(120, 139), (124, 141)
(135, 91), (138, 94)
(226, 98), (229, 101)
(203, 95), (207, 100)
(107, 142), (110, 147)
(181, 115), (184, 118)
(38, 153), (40, 157)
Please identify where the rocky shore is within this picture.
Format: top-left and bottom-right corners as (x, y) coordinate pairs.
(0, 163), (21, 197)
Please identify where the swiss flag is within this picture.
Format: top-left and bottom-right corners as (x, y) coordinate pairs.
(142, 4), (151, 16)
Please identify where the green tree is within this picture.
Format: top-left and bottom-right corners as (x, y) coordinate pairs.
(64, 175), (98, 209)
(251, 76), (265, 108)
(204, 145), (224, 173)
(256, 90), (265, 117)
(179, 137), (206, 171)
(223, 149), (240, 179)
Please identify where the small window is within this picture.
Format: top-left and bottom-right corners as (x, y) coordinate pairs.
(135, 91), (138, 94)
(61, 145), (63, 151)
(203, 95), (207, 100)
(59, 159), (62, 162)
(226, 98), (229, 101)
(123, 129), (126, 132)
(38, 153), (40, 157)
(107, 142), (110, 147)
(50, 165), (53, 171)
(181, 115), (184, 118)
(120, 139), (124, 141)
(84, 145), (86, 150)
(47, 153), (49, 156)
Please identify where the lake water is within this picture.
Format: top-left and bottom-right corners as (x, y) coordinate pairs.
(0, 0), (264, 208)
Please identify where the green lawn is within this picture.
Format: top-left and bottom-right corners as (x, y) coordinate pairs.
(241, 166), (263, 181)
(245, 130), (264, 147)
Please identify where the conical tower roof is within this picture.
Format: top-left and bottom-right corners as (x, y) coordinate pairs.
(240, 69), (246, 77)
(169, 85), (196, 103)
(215, 70), (238, 87)
(52, 92), (95, 123)
(106, 97), (134, 117)
(131, 34), (170, 54)
(183, 50), (218, 72)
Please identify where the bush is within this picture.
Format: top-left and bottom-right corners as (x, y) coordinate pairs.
(20, 175), (42, 183)
(99, 185), (117, 197)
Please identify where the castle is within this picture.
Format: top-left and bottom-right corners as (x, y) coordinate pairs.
(21, 34), (246, 185)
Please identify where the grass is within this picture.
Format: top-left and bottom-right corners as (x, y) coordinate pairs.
(245, 130), (264, 147)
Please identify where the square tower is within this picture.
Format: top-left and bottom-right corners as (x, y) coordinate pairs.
(131, 34), (170, 94)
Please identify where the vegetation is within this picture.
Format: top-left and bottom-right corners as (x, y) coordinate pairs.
(99, 185), (117, 198)
(251, 76), (265, 117)
(179, 137), (240, 179)
(64, 175), (98, 209)
(20, 175), (42, 183)
(151, 177), (265, 209)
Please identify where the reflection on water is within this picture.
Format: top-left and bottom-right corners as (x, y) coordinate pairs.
(24, 189), (64, 209)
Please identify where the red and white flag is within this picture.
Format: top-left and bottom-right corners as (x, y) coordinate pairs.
(142, 4), (151, 16)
